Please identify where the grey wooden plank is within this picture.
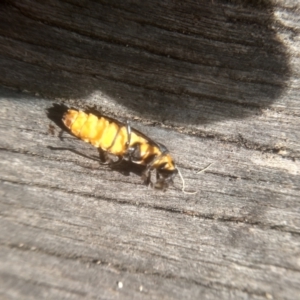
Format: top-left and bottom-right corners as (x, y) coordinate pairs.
(0, 86), (300, 299)
(0, 180), (299, 300)
(0, 0), (300, 299)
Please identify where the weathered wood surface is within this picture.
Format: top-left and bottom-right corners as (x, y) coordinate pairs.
(0, 0), (300, 299)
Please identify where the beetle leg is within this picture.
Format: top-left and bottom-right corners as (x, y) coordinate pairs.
(109, 156), (123, 166)
(153, 163), (176, 190)
(142, 167), (152, 186)
(58, 129), (65, 141)
(154, 179), (168, 190)
(98, 149), (123, 166)
(141, 154), (167, 187)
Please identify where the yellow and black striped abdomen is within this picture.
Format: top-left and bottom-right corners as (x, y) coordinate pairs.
(63, 109), (176, 171)
(63, 109), (128, 156)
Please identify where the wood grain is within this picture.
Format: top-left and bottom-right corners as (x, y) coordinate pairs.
(0, 0), (300, 299)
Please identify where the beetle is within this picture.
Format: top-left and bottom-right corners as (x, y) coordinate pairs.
(62, 108), (193, 192)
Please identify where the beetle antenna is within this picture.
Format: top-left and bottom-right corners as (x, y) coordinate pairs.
(196, 162), (213, 174)
(176, 167), (197, 194)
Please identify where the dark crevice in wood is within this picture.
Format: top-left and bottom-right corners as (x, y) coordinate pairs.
(0, 216), (88, 244)
(1, 178), (299, 236)
(204, 170), (299, 190)
(0, 271), (89, 297)
(162, 126), (299, 160)
(0, 146), (145, 179)
(0, 242), (271, 297)
(0, 145), (297, 190)
(222, 255), (300, 273)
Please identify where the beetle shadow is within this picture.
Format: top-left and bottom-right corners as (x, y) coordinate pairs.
(47, 145), (146, 178)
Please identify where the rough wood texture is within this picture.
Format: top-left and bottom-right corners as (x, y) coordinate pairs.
(0, 0), (300, 299)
